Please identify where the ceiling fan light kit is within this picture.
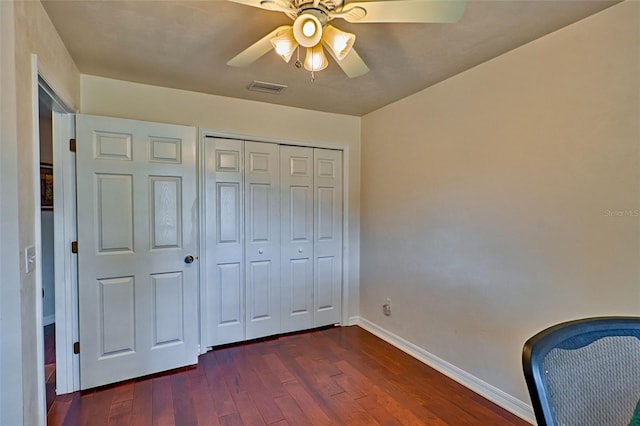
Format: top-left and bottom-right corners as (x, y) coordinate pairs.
(227, 0), (467, 78)
(270, 28), (298, 62)
(293, 11), (324, 47)
(304, 45), (329, 72)
(322, 25), (355, 61)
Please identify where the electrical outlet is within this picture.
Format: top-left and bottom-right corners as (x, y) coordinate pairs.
(383, 298), (392, 316)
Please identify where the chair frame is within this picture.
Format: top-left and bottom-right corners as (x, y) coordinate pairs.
(522, 316), (640, 426)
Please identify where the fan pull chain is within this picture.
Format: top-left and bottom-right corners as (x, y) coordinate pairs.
(311, 71), (315, 82)
(294, 46), (302, 70)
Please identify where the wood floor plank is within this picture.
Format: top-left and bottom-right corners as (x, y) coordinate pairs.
(59, 393), (82, 426)
(185, 367), (221, 426)
(229, 346), (284, 424)
(47, 393), (73, 426)
(350, 394), (404, 426)
(283, 380), (337, 426)
(107, 399), (132, 426)
(334, 358), (447, 425)
(171, 370), (198, 426)
(228, 391), (266, 425)
(82, 387), (113, 426)
(262, 352), (296, 383)
(48, 326), (531, 426)
(151, 376), (175, 426)
(203, 351), (237, 418)
(218, 412), (244, 426)
(273, 393), (312, 425)
(129, 379), (153, 426)
(110, 382), (135, 404)
(244, 344), (288, 398)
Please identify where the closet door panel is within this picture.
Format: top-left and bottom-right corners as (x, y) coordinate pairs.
(314, 149), (343, 327)
(205, 138), (245, 346)
(245, 141), (281, 339)
(281, 146), (314, 333)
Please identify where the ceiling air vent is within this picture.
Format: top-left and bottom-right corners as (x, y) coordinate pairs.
(247, 80), (288, 94)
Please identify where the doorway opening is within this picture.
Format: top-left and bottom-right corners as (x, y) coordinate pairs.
(38, 84), (57, 412)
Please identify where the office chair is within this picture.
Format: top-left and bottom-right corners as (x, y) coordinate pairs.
(522, 317), (640, 426)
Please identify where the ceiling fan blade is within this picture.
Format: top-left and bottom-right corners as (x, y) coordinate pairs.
(227, 25), (292, 67)
(340, 0), (466, 23)
(225, 0), (268, 10)
(226, 0), (293, 13)
(323, 43), (369, 78)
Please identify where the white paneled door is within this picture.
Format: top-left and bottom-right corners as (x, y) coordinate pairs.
(76, 115), (198, 390)
(204, 138), (245, 345)
(314, 148), (343, 327)
(245, 141), (281, 339)
(203, 138), (344, 347)
(280, 146), (315, 333)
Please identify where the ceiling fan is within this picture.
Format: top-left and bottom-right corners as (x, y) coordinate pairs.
(226, 0), (467, 78)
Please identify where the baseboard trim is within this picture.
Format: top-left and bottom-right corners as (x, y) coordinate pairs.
(346, 315), (360, 326)
(357, 317), (535, 424)
(43, 314), (55, 327)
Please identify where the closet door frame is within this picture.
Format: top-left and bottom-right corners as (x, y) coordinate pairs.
(198, 130), (352, 352)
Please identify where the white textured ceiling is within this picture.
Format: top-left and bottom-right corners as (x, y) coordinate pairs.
(42, 0), (620, 116)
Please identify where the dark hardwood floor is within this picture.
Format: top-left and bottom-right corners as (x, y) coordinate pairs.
(48, 326), (529, 425)
(45, 323), (57, 413)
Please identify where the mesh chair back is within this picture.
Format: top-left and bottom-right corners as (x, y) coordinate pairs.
(523, 317), (640, 426)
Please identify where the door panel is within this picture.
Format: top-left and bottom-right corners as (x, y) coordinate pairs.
(314, 149), (343, 327)
(217, 263), (242, 325)
(245, 141), (280, 339)
(205, 139), (244, 346)
(150, 177), (182, 249)
(281, 146), (314, 333)
(151, 272), (184, 346)
(96, 174), (134, 252)
(98, 276), (135, 357)
(76, 114), (198, 390)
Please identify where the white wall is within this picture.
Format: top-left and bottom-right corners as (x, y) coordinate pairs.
(81, 74), (362, 323)
(11, 1), (80, 424)
(1, 2), (23, 424)
(360, 0), (640, 415)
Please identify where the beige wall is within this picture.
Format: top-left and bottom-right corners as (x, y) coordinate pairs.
(12, 1), (80, 424)
(81, 74), (362, 322)
(360, 0), (639, 409)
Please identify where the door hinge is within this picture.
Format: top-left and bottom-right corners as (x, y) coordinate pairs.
(73, 341), (80, 354)
(71, 241), (78, 254)
(70, 138), (76, 152)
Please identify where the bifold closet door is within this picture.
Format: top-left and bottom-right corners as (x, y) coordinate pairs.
(244, 141), (281, 339)
(314, 148), (343, 327)
(205, 138), (244, 346)
(280, 146), (315, 333)
(205, 139), (344, 346)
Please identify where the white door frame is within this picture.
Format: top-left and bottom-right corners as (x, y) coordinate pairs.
(52, 110), (78, 393)
(198, 129), (352, 352)
(35, 65), (78, 397)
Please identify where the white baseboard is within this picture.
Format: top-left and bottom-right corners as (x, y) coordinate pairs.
(357, 317), (536, 424)
(43, 314), (55, 327)
(345, 315), (360, 326)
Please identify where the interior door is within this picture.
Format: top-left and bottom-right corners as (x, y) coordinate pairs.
(245, 141), (281, 339)
(204, 138), (244, 346)
(280, 145), (314, 333)
(314, 148), (343, 327)
(76, 114), (198, 390)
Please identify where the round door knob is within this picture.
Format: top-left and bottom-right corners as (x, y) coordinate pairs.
(298, 248), (303, 253)
(184, 255), (195, 264)
(258, 249), (264, 254)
